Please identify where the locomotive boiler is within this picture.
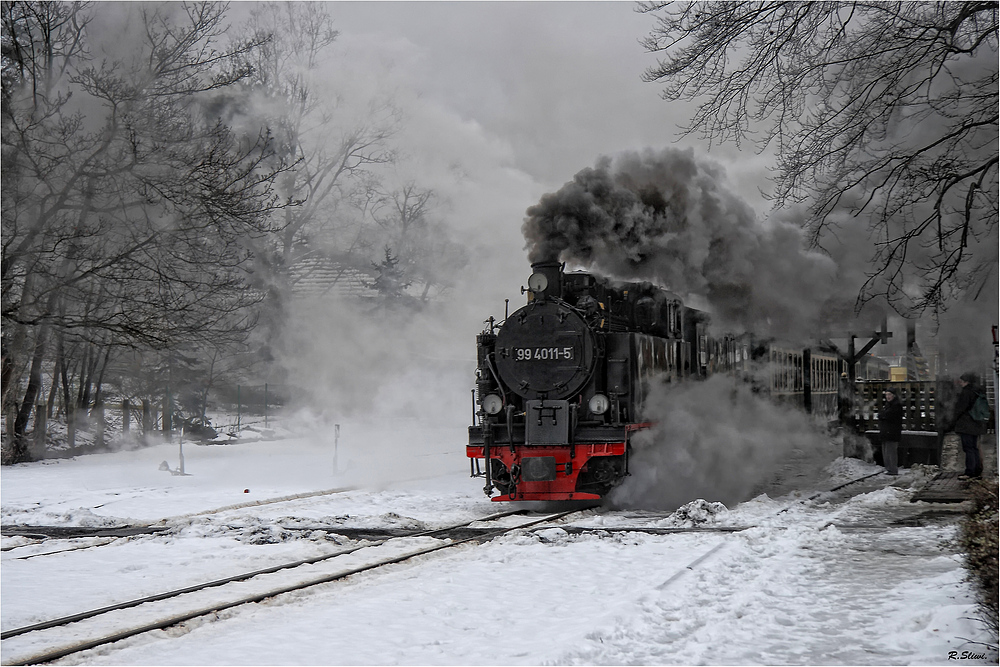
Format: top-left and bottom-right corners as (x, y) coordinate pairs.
(467, 262), (703, 501)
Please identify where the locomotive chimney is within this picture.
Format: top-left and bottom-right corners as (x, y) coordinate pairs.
(528, 261), (563, 301)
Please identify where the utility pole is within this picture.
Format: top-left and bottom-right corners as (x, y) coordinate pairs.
(821, 318), (893, 438)
(824, 318), (893, 386)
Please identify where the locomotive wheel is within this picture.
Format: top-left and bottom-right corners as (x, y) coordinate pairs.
(490, 458), (513, 495)
(576, 456), (624, 496)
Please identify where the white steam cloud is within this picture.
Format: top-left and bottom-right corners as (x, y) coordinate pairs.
(609, 375), (831, 510)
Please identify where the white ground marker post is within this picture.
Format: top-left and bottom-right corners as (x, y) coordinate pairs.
(334, 423), (340, 474)
(178, 426), (186, 475)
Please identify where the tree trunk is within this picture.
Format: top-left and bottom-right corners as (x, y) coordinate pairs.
(10, 326), (48, 463)
(93, 345), (112, 408)
(46, 341), (62, 418)
(59, 353), (72, 419)
(77, 346), (91, 410)
(0, 346), (15, 411)
(34, 403), (46, 453)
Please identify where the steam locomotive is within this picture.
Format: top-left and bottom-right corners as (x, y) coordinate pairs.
(467, 262), (844, 502)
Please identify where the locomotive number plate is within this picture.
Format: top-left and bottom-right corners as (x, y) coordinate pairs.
(515, 347), (574, 362)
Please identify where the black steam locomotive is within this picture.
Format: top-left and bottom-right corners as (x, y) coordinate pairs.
(467, 262), (844, 502)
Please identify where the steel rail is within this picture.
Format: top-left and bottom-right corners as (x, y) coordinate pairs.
(776, 470), (886, 514)
(535, 525), (752, 535)
(147, 486), (359, 524)
(0, 487), (361, 562)
(8, 538), (120, 561)
(1, 535), (48, 547)
(4, 507), (593, 666)
(649, 471), (894, 595)
(655, 542), (730, 591)
(0, 507), (528, 642)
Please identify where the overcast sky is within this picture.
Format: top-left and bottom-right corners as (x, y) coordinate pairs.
(295, 2), (771, 300)
(330, 1), (768, 188)
(334, 2), (676, 179)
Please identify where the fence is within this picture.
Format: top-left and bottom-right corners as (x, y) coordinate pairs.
(854, 379), (996, 433)
(854, 381), (940, 432)
(212, 384), (294, 429)
(8, 383), (298, 455)
(853, 379), (996, 467)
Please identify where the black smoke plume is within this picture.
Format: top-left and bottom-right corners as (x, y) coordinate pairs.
(523, 148), (844, 337)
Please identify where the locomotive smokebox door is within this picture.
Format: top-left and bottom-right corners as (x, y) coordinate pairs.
(525, 399), (570, 444)
(521, 456), (557, 482)
(495, 300), (596, 400)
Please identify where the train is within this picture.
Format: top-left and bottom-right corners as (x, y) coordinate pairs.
(466, 261), (847, 502)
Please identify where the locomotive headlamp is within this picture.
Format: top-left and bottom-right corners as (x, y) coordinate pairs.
(526, 272), (548, 293)
(588, 394), (610, 415)
(482, 394), (504, 415)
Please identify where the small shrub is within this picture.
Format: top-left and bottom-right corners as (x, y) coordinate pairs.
(957, 477), (999, 636)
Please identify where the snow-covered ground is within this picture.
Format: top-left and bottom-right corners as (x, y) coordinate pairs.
(2, 422), (997, 665)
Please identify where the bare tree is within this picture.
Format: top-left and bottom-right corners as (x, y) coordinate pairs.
(237, 3), (398, 289)
(2, 2), (283, 462)
(640, 1), (998, 314)
(370, 183), (468, 302)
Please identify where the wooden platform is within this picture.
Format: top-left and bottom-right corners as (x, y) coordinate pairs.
(910, 471), (975, 503)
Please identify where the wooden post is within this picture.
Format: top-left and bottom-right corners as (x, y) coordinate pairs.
(122, 399), (131, 434)
(95, 402), (105, 447)
(34, 403), (46, 452)
(142, 399), (152, 434)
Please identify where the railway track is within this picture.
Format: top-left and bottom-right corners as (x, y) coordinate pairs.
(2, 471), (908, 665)
(636, 471), (901, 595)
(0, 506), (596, 666)
(0, 486), (361, 560)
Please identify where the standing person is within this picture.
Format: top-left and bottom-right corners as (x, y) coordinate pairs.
(946, 372), (986, 479)
(879, 388), (903, 476)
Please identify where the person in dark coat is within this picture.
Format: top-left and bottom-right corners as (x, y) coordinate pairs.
(879, 388), (903, 475)
(946, 372), (986, 479)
